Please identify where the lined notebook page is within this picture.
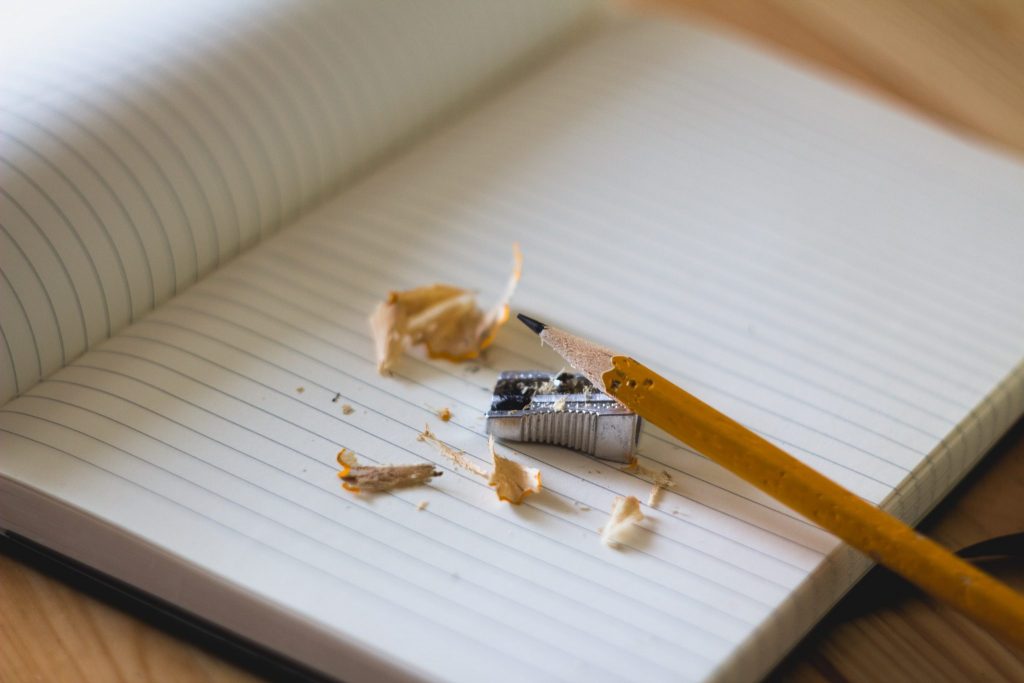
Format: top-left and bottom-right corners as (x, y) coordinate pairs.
(3, 16), (1024, 683)
(0, 0), (594, 403)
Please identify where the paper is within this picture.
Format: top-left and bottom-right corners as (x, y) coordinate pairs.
(0, 0), (591, 405)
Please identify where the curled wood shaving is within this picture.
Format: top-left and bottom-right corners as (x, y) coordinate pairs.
(337, 447), (359, 468)
(369, 245), (522, 374)
(601, 496), (643, 547)
(335, 449), (441, 493)
(487, 435), (541, 504)
(417, 425), (489, 478)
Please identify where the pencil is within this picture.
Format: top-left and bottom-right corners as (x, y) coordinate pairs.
(517, 314), (1024, 648)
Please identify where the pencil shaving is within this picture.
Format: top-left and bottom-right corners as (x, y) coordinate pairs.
(418, 425), (489, 478)
(487, 435), (541, 504)
(369, 244), (522, 374)
(648, 483), (665, 507)
(622, 455), (674, 507)
(336, 448), (359, 468)
(335, 449), (441, 493)
(340, 463), (441, 493)
(534, 368), (565, 395)
(602, 496), (643, 547)
(647, 470), (674, 507)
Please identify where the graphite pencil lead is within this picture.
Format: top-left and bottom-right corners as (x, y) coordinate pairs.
(517, 313), (547, 335)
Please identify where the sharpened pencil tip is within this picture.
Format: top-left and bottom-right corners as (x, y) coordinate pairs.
(517, 314), (547, 335)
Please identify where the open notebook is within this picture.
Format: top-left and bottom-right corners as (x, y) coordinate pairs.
(3, 2), (1024, 681)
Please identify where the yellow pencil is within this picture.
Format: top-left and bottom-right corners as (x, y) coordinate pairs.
(516, 314), (1024, 649)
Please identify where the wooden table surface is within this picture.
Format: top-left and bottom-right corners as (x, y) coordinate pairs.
(3, 2), (1023, 681)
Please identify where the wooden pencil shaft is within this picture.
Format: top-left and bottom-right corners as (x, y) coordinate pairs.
(600, 355), (1024, 648)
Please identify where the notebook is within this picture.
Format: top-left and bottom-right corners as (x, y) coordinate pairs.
(3, 2), (1024, 681)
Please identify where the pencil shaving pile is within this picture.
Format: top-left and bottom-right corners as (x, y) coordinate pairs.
(534, 368), (565, 395)
(369, 244), (522, 374)
(340, 434), (641, 549)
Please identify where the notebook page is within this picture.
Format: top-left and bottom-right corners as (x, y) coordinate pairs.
(3, 14), (1024, 683)
(0, 0), (594, 403)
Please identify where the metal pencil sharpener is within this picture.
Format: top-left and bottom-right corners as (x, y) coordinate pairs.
(484, 371), (641, 463)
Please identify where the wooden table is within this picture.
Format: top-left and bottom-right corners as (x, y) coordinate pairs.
(3, 2), (1023, 681)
